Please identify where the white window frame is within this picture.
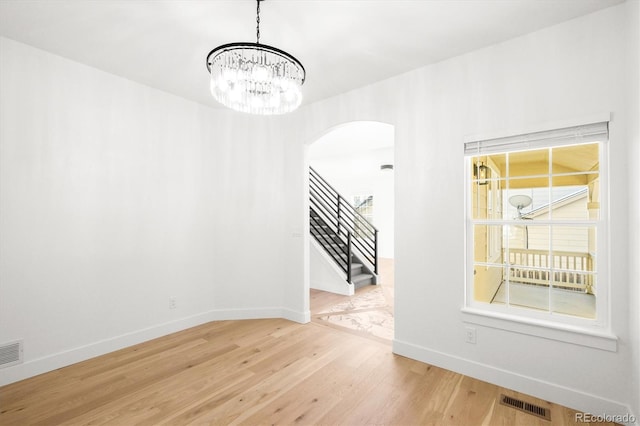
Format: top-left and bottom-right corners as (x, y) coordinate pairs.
(462, 118), (617, 351)
(485, 164), (502, 264)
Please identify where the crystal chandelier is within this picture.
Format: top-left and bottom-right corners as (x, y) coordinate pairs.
(206, 0), (306, 115)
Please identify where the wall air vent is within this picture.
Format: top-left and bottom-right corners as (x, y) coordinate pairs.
(499, 394), (551, 421)
(0, 340), (23, 369)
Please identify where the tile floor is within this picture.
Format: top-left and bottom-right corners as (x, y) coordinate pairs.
(311, 258), (394, 343)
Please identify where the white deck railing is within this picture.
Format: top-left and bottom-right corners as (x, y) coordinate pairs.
(507, 249), (594, 293)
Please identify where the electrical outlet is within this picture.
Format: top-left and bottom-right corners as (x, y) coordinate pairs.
(169, 297), (177, 310)
(465, 326), (477, 344)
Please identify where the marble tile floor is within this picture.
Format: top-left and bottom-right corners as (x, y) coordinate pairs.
(311, 258), (394, 344)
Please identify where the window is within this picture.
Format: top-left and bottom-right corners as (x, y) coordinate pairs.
(465, 122), (608, 328)
(353, 195), (373, 238)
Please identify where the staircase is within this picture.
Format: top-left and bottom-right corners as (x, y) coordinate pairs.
(309, 167), (378, 288)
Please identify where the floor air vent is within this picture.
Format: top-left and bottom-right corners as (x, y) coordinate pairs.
(0, 340), (23, 369)
(499, 394), (551, 421)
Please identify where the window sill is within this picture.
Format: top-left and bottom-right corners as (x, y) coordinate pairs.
(461, 307), (618, 352)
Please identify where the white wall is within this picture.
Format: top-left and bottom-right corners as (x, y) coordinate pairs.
(626, 0), (640, 418)
(309, 121), (395, 259)
(283, 2), (639, 419)
(0, 37), (306, 385)
(310, 149), (395, 259)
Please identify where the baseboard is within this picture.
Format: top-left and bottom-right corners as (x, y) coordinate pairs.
(393, 339), (638, 426)
(0, 307), (310, 387)
(211, 307), (310, 324)
(281, 308), (311, 324)
(310, 279), (354, 296)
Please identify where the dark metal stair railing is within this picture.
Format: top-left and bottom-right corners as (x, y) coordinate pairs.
(309, 171), (378, 265)
(310, 208), (352, 280)
(309, 167), (378, 283)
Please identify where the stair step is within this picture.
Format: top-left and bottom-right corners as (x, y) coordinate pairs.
(350, 263), (363, 273)
(311, 232), (341, 241)
(351, 273), (374, 289)
(314, 233), (339, 240)
(351, 273), (373, 283)
(313, 237), (346, 248)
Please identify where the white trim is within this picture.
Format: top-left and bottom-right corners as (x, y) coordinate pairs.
(281, 308), (311, 324)
(461, 307), (617, 351)
(393, 338), (637, 425)
(464, 122), (607, 155)
(464, 123), (610, 335)
(0, 307), (310, 386)
(463, 112), (611, 144)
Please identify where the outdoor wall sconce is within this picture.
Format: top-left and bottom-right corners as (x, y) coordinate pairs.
(474, 161), (490, 185)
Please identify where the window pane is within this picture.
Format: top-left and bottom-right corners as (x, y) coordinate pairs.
(471, 179), (480, 219)
(550, 185), (588, 220)
(472, 178), (506, 220)
(486, 179), (504, 220)
(550, 225), (596, 291)
(472, 154), (505, 182)
(474, 264), (505, 303)
(509, 149), (549, 178)
(551, 246), (593, 270)
(494, 271), (550, 312)
(552, 266), (593, 290)
(506, 183), (549, 220)
(507, 224), (549, 253)
(551, 172), (597, 187)
(474, 225), (504, 263)
(551, 225), (591, 253)
(508, 176), (549, 190)
(471, 156), (490, 185)
(487, 153), (506, 179)
(471, 180), (483, 219)
(552, 143), (599, 174)
(509, 277), (550, 312)
(509, 267), (551, 289)
(551, 274), (596, 319)
(552, 175), (599, 219)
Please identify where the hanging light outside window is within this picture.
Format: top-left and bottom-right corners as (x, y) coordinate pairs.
(474, 161), (490, 185)
(206, 0), (306, 115)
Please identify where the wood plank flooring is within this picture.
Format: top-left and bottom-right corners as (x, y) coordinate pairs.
(0, 317), (614, 425)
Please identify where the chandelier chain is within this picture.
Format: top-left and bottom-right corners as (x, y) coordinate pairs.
(256, 0), (261, 44)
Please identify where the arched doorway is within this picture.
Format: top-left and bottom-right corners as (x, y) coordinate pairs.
(305, 121), (395, 343)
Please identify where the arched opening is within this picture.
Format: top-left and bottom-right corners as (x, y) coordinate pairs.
(304, 121), (395, 343)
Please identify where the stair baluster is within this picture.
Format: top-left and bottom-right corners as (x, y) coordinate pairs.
(309, 167), (378, 287)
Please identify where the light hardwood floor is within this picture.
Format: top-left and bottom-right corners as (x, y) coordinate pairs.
(0, 316), (614, 425)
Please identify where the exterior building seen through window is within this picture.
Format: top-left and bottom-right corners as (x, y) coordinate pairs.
(466, 122), (607, 325)
(353, 195), (373, 239)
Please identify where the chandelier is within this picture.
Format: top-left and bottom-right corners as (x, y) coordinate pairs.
(206, 0), (306, 115)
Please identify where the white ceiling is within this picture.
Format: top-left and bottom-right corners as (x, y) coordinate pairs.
(0, 0), (624, 109)
(310, 122), (394, 194)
